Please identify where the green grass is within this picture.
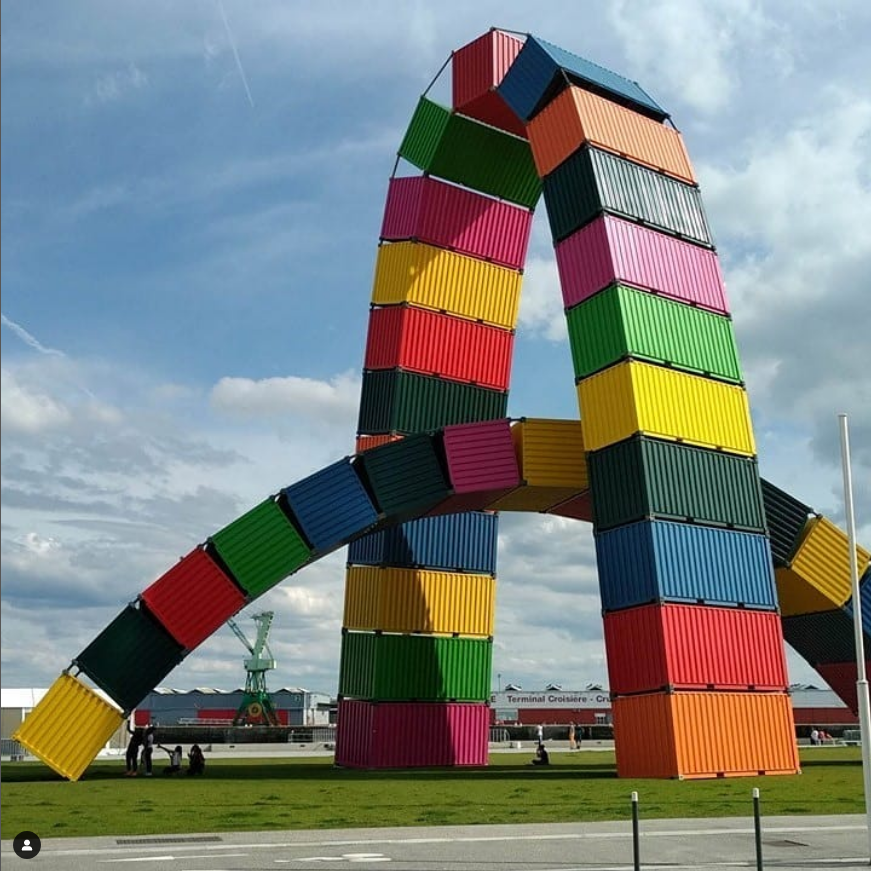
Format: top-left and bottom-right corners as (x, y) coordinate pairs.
(0, 748), (863, 840)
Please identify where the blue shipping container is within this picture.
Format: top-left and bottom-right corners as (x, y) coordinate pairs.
(347, 512), (498, 575)
(283, 458), (380, 554)
(595, 519), (777, 612)
(497, 34), (668, 123)
(844, 565), (871, 638)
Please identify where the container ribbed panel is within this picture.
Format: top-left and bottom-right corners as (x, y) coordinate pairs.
(760, 478), (813, 567)
(782, 608), (864, 666)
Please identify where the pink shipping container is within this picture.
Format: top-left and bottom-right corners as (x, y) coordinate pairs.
(428, 418), (521, 516)
(335, 699), (489, 768)
(555, 214), (730, 314)
(452, 29), (527, 138)
(816, 661), (868, 715)
(381, 176), (532, 270)
(604, 603), (789, 696)
(364, 305), (514, 390)
(140, 548), (247, 651)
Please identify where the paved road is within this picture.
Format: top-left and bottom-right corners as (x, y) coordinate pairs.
(2, 815), (867, 870)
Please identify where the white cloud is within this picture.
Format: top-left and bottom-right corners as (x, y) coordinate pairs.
(0, 368), (71, 433)
(90, 62), (148, 104)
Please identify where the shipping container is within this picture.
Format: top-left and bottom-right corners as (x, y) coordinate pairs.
(555, 214), (728, 313)
(451, 30), (527, 138)
(372, 241), (522, 329)
(74, 603), (185, 713)
(399, 97), (541, 208)
(12, 673), (124, 782)
(355, 432), (451, 521)
(282, 458), (379, 554)
(490, 418), (589, 511)
(612, 691), (799, 779)
(210, 498), (312, 599)
(775, 567), (839, 618)
(496, 34), (668, 122)
(339, 632), (492, 701)
(577, 360), (756, 455)
(781, 608), (864, 667)
(760, 479), (813, 567)
(544, 146), (712, 246)
(364, 305), (514, 390)
(546, 490), (594, 522)
(604, 603), (788, 695)
(815, 661), (867, 715)
(356, 434), (403, 453)
(347, 512), (498, 574)
(335, 699), (489, 768)
(566, 284), (741, 382)
(845, 565), (871, 637)
(527, 85), (693, 181)
(140, 548), (247, 651)
(357, 369), (508, 435)
(381, 176), (532, 269)
(588, 437), (767, 533)
(595, 520), (777, 612)
(344, 566), (495, 636)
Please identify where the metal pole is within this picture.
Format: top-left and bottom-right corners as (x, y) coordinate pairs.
(753, 787), (763, 871)
(839, 413), (871, 865)
(631, 791), (640, 871)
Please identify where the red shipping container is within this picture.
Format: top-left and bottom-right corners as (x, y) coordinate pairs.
(335, 699), (489, 768)
(604, 603), (789, 695)
(364, 305), (514, 390)
(381, 176), (532, 270)
(197, 708), (236, 721)
(141, 548), (247, 651)
(791, 705), (858, 726)
(546, 491), (593, 522)
(452, 30), (527, 138)
(555, 214), (729, 313)
(816, 661), (869, 715)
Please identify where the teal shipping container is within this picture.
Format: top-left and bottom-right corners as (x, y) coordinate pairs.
(566, 284), (742, 382)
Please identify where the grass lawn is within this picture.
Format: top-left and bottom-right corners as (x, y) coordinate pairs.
(0, 747), (863, 840)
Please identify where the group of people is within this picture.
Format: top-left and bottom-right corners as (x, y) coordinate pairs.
(810, 728), (832, 745)
(125, 723), (206, 776)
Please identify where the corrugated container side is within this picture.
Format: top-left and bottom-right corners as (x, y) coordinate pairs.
(577, 360), (756, 455)
(760, 479), (813, 567)
(344, 566), (495, 635)
(74, 603), (185, 713)
(339, 632), (492, 701)
(399, 97), (541, 208)
(788, 516), (871, 609)
(357, 369), (508, 436)
(372, 241), (522, 329)
(845, 565), (871, 638)
(595, 520), (777, 612)
(815, 661), (867, 715)
(605, 604), (788, 695)
(364, 305), (515, 391)
(356, 432), (451, 520)
(613, 692), (799, 779)
(456, 91), (528, 140)
(282, 459), (379, 554)
(588, 437), (767, 533)
(546, 490), (594, 522)
(335, 698), (374, 767)
(527, 85), (694, 181)
(381, 176), (533, 270)
(775, 566), (841, 618)
(356, 434), (402, 453)
(140, 548), (247, 651)
(452, 30), (525, 114)
(210, 498), (313, 599)
(782, 608), (864, 666)
(566, 284), (741, 382)
(556, 216), (728, 313)
(544, 146), (712, 246)
(347, 512), (499, 574)
(12, 673), (124, 782)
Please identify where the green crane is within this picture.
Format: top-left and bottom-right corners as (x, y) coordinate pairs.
(227, 611), (280, 726)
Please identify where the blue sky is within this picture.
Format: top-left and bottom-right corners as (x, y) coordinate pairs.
(2, 0), (869, 698)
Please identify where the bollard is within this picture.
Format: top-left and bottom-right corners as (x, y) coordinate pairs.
(753, 787), (763, 871)
(631, 791), (640, 871)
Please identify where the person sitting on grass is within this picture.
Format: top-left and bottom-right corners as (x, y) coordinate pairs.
(531, 742), (550, 766)
(159, 744), (183, 775)
(187, 744), (206, 776)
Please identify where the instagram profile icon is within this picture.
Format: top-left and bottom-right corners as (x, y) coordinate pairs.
(13, 831), (41, 859)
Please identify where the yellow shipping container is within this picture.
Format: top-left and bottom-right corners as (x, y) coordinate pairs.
(344, 566), (495, 636)
(12, 673), (124, 782)
(490, 418), (589, 511)
(576, 361), (756, 456)
(371, 241), (522, 330)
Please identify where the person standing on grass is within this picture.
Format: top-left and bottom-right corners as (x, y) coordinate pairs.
(141, 725), (156, 776)
(124, 722), (142, 777)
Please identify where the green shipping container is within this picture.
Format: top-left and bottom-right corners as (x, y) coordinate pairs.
(210, 498), (312, 598)
(589, 436), (767, 533)
(566, 284), (742, 382)
(339, 631), (492, 701)
(399, 97), (541, 209)
(543, 146), (713, 245)
(358, 370), (508, 435)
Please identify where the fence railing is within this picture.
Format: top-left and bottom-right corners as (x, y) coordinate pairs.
(1, 739), (29, 760)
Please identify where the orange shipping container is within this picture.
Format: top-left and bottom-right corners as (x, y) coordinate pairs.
(527, 85), (695, 182)
(612, 691), (799, 779)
